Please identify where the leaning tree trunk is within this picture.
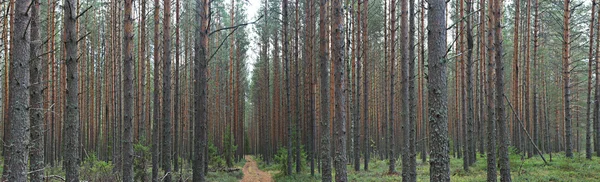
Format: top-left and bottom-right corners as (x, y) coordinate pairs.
(3, 0), (31, 181)
(427, 0), (450, 180)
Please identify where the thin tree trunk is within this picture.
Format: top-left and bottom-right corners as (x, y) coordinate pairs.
(563, 0), (573, 158)
(152, 0), (161, 180)
(174, 0), (180, 174)
(465, 0), (475, 167)
(362, 0), (370, 171)
(388, 0), (396, 173)
(585, 0), (594, 160)
(30, 0), (44, 181)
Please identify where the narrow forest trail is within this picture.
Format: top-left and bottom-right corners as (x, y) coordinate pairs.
(241, 155), (273, 182)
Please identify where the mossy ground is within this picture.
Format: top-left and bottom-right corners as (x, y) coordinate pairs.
(258, 152), (600, 182)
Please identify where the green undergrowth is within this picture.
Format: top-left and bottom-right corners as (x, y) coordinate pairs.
(254, 152), (600, 182)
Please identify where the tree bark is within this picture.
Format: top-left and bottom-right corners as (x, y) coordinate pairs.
(332, 0), (347, 179)
(152, 0), (161, 180)
(2, 0), (31, 181)
(64, 0), (80, 180)
(122, 0), (135, 181)
(427, 0), (450, 180)
(388, 0), (396, 173)
(494, 0), (511, 180)
(486, 0), (497, 180)
(319, 0), (331, 178)
(30, 0), (44, 181)
(193, 0), (209, 180)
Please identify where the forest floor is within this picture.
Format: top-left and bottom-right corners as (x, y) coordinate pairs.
(241, 155), (273, 182)
(254, 151), (600, 182)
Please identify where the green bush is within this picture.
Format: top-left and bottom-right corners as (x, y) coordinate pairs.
(274, 146), (307, 176)
(208, 141), (225, 168)
(134, 143), (150, 181)
(80, 154), (116, 181)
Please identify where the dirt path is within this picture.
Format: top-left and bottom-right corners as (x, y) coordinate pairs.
(240, 155), (273, 182)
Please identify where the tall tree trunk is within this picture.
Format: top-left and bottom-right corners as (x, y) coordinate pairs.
(465, 0), (475, 167)
(532, 0), (540, 159)
(401, 0), (410, 178)
(282, 0), (293, 176)
(486, 0), (497, 180)
(2, 0), (31, 181)
(319, 0), (331, 178)
(563, 0), (573, 158)
(152, 0), (161, 180)
(193, 0), (209, 180)
(174, 0), (180, 173)
(64, 0), (80, 180)
(407, 0), (417, 179)
(332, 0), (347, 179)
(427, 0), (450, 180)
(122, 0), (135, 181)
(511, 0), (520, 154)
(162, 0), (173, 180)
(362, 0), (370, 171)
(30, 0), (44, 181)
(388, 0), (396, 173)
(585, 0), (594, 160)
(494, 0), (511, 180)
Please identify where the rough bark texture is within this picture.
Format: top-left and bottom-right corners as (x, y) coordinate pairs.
(486, 0), (497, 180)
(3, 0), (31, 181)
(332, 0), (347, 179)
(122, 0), (135, 181)
(193, 0), (209, 180)
(427, 0), (450, 181)
(494, 0), (511, 180)
(319, 0), (331, 179)
(64, 0), (80, 180)
(30, 0), (44, 181)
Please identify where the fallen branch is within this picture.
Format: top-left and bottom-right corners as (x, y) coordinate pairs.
(504, 95), (548, 165)
(44, 175), (65, 181)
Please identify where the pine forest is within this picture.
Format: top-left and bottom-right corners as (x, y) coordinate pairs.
(1, 0), (600, 181)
